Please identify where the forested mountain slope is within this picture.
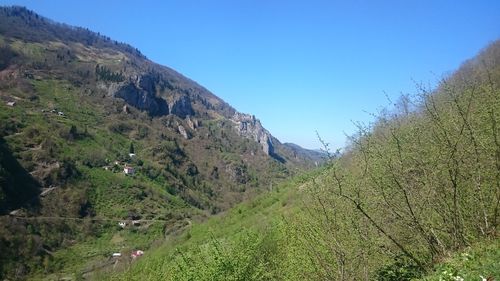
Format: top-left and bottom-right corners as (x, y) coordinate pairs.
(0, 6), (322, 279)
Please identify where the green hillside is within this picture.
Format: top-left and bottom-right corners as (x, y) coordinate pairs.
(110, 40), (500, 280)
(0, 7), (322, 280)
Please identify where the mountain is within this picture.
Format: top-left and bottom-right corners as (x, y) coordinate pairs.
(0, 6), (322, 279)
(282, 142), (325, 165)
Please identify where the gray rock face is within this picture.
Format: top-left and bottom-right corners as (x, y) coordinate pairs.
(170, 95), (194, 118)
(186, 116), (199, 130)
(107, 73), (196, 119)
(231, 112), (274, 155)
(113, 75), (169, 116)
(178, 125), (189, 139)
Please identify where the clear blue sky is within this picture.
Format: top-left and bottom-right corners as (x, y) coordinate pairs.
(1, 0), (499, 149)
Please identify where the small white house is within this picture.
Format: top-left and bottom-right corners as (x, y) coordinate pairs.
(58, 111), (65, 116)
(129, 153), (136, 157)
(118, 221), (126, 228)
(112, 253), (122, 258)
(6, 101), (16, 107)
(131, 250), (144, 259)
(124, 166), (135, 175)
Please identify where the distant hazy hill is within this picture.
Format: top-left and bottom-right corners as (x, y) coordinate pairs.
(282, 142), (325, 164)
(0, 6), (322, 279)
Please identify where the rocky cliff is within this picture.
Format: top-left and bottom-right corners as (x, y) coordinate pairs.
(231, 112), (274, 155)
(111, 75), (169, 116)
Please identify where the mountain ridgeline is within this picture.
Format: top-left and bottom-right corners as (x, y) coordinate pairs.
(0, 6), (323, 279)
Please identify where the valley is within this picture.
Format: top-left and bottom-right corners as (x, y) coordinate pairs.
(0, 5), (499, 281)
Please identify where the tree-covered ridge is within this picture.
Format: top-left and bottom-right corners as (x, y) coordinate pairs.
(0, 6), (145, 59)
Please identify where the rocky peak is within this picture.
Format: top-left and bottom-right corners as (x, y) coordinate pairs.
(231, 112), (274, 155)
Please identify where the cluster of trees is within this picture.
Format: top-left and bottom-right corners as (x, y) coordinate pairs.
(95, 65), (125, 82)
(290, 41), (500, 280)
(0, 45), (18, 71)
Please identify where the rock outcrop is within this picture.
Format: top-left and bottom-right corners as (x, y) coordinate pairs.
(170, 95), (194, 118)
(104, 73), (195, 119)
(112, 75), (169, 116)
(186, 116), (199, 130)
(178, 125), (189, 139)
(231, 112), (274, 155)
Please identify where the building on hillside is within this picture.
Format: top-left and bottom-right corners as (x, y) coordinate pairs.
(124, 166), (135, 175)
(131, 250), (144, 259)
(6, 101), (16, 106)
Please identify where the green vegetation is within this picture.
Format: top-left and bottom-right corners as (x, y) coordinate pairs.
(0, 73), (294, 279)
(106, 172), (315, 280)
(422, 239), (499, 281)
(95, 64), (125, 82)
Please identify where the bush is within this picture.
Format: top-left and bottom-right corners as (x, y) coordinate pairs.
(375, 255), (423, 281)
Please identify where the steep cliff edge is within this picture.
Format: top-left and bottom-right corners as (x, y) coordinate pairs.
(230, 112), (274, 155)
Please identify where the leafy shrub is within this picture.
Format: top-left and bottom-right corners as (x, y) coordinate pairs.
(376, 255), (423, 281)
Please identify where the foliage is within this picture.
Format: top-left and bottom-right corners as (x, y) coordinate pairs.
(375, 255), (423, 281)
(107, 173), (316, 281)
(421, 239), (500, 281)
(286, 39), (500, 280)
(95, 64), (125, 82)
